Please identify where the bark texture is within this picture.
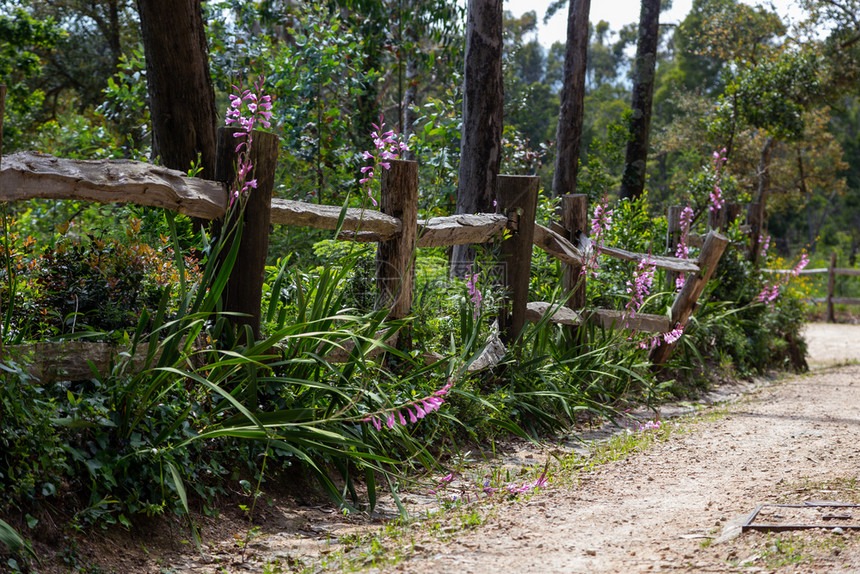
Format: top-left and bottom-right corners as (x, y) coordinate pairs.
(552, 0), (591, 197)
(137, 0), (218, 180)
(619, 0), (661, 200)
(451, 0), (504, 277)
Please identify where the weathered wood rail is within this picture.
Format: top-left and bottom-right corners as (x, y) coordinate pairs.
(1, 133), (736, 377)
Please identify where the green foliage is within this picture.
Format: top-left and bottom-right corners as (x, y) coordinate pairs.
(0, 7), (63, 151)
(0, 360), (68, 513)
(713, 50), (828, 142)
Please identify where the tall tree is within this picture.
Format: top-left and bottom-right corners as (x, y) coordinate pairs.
(619, 0), (660, 200)
(552, 0), (591, 197)
(136, 0), (218, 179)
(451, 0), (504, 276)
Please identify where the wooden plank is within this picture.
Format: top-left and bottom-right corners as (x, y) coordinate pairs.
(376, 160), (418, 325)
(587, 309), (672, 333)
(533, 222), (585, 266)
(270, 198), (401, 238)
(525, 301), (583, 326)
(216, 127), (280, 340)
(0, 151), (228, 219)
(828, 252), (837, 323)
(836, 268), (860, 277)
(561, 194), (588, 309)
(498, 175), (540, 344)
(416, 213), (507, 248)
(600, 244), (700, 273)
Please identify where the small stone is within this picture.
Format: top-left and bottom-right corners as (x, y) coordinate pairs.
(833, 527), (845, 536)
(585, 548), (597, 556)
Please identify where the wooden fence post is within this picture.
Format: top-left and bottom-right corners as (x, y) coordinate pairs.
(666, 205), (681, 290)
(707, 205), (725, 231)
(726, 203), (743, 228)
(215, 126), (279, 341)
(827, 251), (837, 323)
(376, 160), (418, 333)
(561, 194), (588, 309)
(650, 230), (729, 365)
(498, 175), (539, 345)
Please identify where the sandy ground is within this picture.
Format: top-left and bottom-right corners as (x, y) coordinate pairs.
(33, 324), (860, 573)
(803, 322), (860, 367)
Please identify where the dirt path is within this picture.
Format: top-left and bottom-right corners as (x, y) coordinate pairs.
(372, 323), (860, 573)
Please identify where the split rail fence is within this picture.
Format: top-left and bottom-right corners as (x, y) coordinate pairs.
(1, 126), (732, 381)
(763, 252), (860, 322)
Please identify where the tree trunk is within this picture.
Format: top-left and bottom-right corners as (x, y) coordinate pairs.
(136, 0), (218, 181)
(749, 136), (774, 265)
(552, 0), (591, 197)
(451, 0), (504, 278)
(619, 0), (661, 201)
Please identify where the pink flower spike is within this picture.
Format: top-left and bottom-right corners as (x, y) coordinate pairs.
(360, 166), (374, 174)
(372, 417), (382, 431)
(398, 410), (407, 425)
(359, 177), (372, 184)
(362, 150), (374, 160)
(386, 413), (396, 429)
(414, 404), (426, 418)
(408, 409), (418, 423)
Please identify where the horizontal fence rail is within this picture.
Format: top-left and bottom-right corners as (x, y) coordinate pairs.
(764, 252), (860, 322)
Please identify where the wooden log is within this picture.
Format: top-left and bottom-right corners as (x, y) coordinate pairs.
(376, 160), (418, 324)
(707, 205), (725, 231)
(650, 230), (729, 365)
(835, 268), (860, 277)
(587, 309), (673, 333)
(3, 342), (158, 383)
(747, 202), (763, 265)
(726, 203), (743, 227)
(321, 331), (399, 363)
(525, 301), (583, 326)
(0, 151), (228, 219)
(827, 297), (860, 306)
(417, 213), (508, 248)
(561, 194), (588, 309)
(467, 333), (507, 372)
(685, 233), (705, 248)
(533, 223), (585, 267)
(215, 127), (280, 340)
(498, 175), (539, 344)
(827, 252), (837, 323)
(270, 198), (401, 238)
(761, 268), (828, 275)
(600, 244), (700, 273)
(666, 205), (682, 290)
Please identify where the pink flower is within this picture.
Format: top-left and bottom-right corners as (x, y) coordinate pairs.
(360, 116), (408, 206)
(791, 253), (809, 277)
(364, 380), (452, 432)
(583, 195), (613, 277)
(626, 256), (656, 318)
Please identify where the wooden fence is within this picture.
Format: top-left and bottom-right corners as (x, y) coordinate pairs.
(1, 126), (734, 379)
(763, 252), (860, 322)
